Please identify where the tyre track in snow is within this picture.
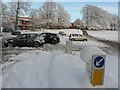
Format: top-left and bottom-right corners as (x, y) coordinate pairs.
(86, 35), (119, 56)
(1, 44), (65, 65)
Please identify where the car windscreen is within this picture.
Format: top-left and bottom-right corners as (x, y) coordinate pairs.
(72, 34), (78, 36)
(50, 34), (58, 36)
(17, 34), (28, 39)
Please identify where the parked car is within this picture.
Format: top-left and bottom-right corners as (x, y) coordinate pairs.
(59, 31), (66, 35)
(69, 34), (87, 41)
(11, 30), (21, 35)
(4, 33), (44, 48)
(2, 27), (14, 32)
(38, 33), (60, 44)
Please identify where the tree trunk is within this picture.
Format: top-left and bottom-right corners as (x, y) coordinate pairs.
(31, 15), (35, 31)
(14, 2), (20, 30)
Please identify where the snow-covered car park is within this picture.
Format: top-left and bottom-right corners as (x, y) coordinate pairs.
(0, 29), (119, 88)
(87, 31), (118, 43)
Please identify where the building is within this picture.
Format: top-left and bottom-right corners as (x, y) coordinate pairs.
(18, 17), (32, 30)
(11, 17), (32, 30)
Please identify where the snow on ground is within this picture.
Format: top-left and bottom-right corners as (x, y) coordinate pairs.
(1, 29), (117, 88)
(1, 50), (118, 88)
(8, 29), (108, 48)
(46, 29), (83, 35)
(3, 30), (118, 43)
(88, 31), (118, 42)
(49, 30), (109, 48)
(0, 37), (1, 89)
(18, 29), (82, 35)
(59, 35), (108, 48)
(43, 29), (109, 48)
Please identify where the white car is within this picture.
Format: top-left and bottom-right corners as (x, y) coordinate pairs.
(69, 34), (87, 41)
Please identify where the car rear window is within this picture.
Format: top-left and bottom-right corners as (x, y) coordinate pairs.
(42, 33), (57, 37)
(72, 34), (78, 36)
(29, 34), (39, 38)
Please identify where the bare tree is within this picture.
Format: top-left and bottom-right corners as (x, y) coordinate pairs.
(8, 0), (31, 30)
(42, 0), (57, 29)
(73, 18), (84, 29)
(29, 0), (71, 29)
(29, 9), (38, 30)
(1, 1), (14, 30)
(82, 4), (118, 30)
(40, 0), (71, 29)
(57, 4), (71, 29)
(29, 8), (43, 30)
(0, 0), (2, 32)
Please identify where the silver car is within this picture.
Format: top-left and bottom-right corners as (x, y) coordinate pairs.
(69, 34), (87, 41)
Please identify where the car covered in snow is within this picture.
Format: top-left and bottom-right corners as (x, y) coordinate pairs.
(38, 33), (60, 44)
(69, 34), (87, 41)
(4, 33), (44, 48)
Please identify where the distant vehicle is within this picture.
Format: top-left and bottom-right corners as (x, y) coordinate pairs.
(2, 27), (14, 32)
(11, 30), (21, 35)
(69, 34), (87, 41)
(4, 33), (44, 48)
(38, 33), (60, 44)
(59, 31), (66, 35)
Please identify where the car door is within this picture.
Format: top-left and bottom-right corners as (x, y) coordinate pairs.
(14, 34), (28, 47)
(73, 34), (77, 40)
(79, 34), (84, 41)
(42, 33), (49, 43)
(75, 34), (80, 40)
(26, 34), (37, 47)
(47, 34), (53, 43)
(77, 34), (82, 41)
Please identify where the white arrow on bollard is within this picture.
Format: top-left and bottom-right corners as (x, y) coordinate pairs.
(96, 58), (104, 66)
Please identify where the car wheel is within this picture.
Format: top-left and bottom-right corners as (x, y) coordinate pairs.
(34, 42), (40, 47)
(51, 40), (56, 45)
(84, 39), (87, 41)
(7, 43), (13, 48)
(71, 39), (75, 41)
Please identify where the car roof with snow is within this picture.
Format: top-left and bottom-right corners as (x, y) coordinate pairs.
(70, 34), (83, 36)
(41, 32), (58, 35)
(21, 32), (41, 34)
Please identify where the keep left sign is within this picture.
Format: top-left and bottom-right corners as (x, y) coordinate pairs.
(94, 56), (105, 69)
